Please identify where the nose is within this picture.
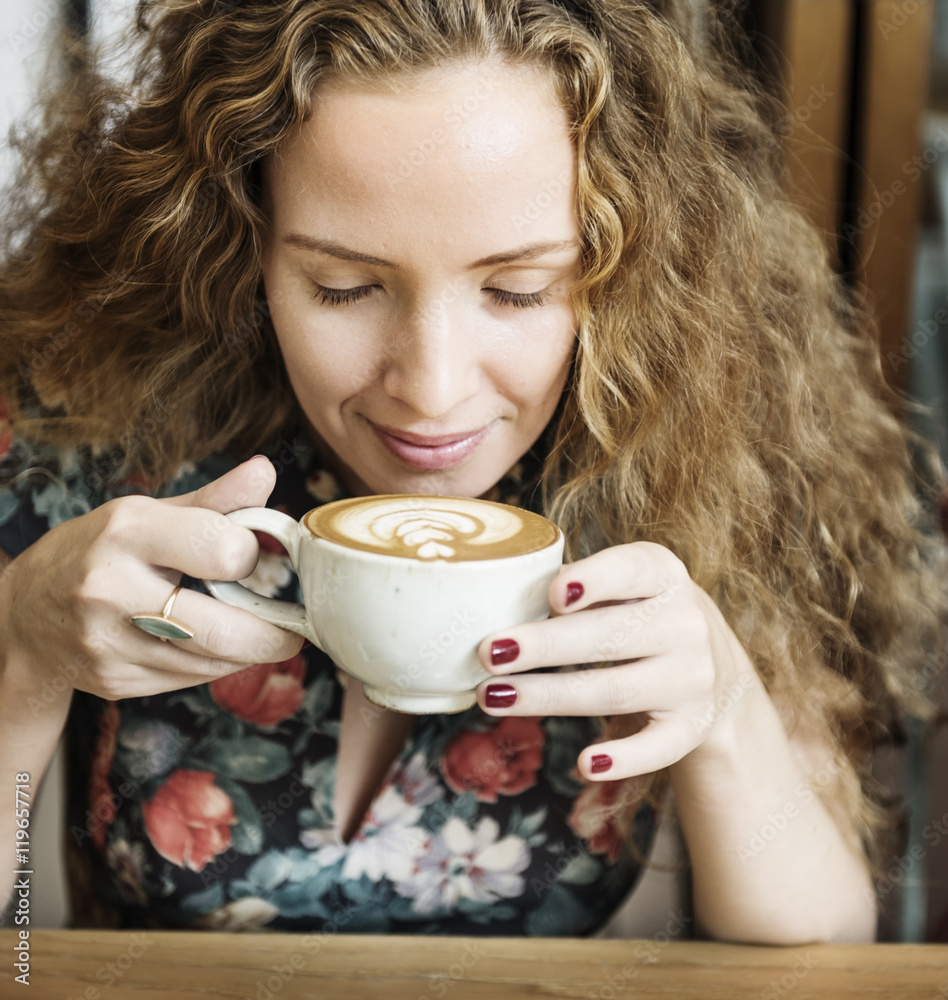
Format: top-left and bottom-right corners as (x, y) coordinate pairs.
(381, 294), (480, 420)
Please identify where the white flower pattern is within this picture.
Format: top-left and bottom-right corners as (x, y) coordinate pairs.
(0, 420), (651, 935)
(396, 816), (531, 915)
(392, 751), (444, 808)
(340, 786), (427, 883)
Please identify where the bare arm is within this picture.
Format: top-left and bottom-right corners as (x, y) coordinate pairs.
(667, 590), (876, 944)
(0, 456), (303, 915)
(0, 548), (73, 914)
(477, 543), (877, 945)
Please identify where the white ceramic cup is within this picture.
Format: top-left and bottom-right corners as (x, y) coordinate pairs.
(204, 495), (564, 714)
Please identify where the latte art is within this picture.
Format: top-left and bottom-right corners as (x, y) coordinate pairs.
(305, 495), (559, 561)
(373, 509), (482, 560)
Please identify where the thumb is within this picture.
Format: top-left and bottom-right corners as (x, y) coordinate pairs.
(163, 455), (277, 514)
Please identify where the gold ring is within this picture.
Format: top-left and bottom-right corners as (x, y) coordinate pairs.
(129, 585), (195, 642)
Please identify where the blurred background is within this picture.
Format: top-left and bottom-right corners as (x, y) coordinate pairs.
(0, 0), (945, 943)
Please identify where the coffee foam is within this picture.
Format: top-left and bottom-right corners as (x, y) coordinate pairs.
(304, 494), (559, 561)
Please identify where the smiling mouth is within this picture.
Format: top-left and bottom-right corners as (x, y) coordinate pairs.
(370, 422), (493, 471)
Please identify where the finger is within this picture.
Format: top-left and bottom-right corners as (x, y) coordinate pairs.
(75, 645), (296, 700)
(163, 455), (277, 514)
(479, 590), (707, 674)
(92, 493), (266, 581)
(75, 660), (238, 701)
(574, 721), (697, 781)
(124, 584), (304, 667)
(478, 658), (693, 718)
(548, 542), (691, 614)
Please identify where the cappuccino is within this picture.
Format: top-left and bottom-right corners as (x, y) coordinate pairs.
(206, 495), (563, 712)
(304, 494), (557, 562)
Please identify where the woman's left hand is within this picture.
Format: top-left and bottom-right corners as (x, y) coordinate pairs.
(476, 541), (759, 781)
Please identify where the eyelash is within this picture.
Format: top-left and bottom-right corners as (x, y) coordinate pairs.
(487, 288), (548, 309)
(311, 285), (375, 306)
(310, 284), (548, 309)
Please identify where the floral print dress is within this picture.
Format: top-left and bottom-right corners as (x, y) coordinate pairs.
(0, 408), (658, 935)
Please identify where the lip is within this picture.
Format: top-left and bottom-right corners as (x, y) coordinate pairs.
(370, 421), (492, 471)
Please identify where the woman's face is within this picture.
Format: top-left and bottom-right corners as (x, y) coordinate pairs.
(262, 60), (579, 497)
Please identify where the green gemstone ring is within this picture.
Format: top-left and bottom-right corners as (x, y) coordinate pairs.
(129, 585), (195, 642)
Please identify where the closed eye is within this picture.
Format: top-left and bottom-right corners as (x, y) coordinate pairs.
(485, 288), (548, 308)
(310, 284), (377, 306)
(310, 284), (549, 309)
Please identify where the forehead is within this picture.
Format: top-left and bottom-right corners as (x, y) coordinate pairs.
(263, 60), (577, 253)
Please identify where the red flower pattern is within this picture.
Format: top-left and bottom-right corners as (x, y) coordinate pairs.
(441, 716), (545, 802)
(209, 653), (306, 727)
(142, 769), (236, 872)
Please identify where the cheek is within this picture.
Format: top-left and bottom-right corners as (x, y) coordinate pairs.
(267, 295), (373, 396)
(490, 355), (570, 427)
(268, 304), (320, 386)
(505, 309), (575, 401)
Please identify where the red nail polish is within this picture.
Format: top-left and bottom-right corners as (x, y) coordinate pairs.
(301, 639), (312, 650)
(485, 683), (518, 708)
(591, 754), (612, 774)
(566, 582), (584, 606)
(490, 639), (520, 666)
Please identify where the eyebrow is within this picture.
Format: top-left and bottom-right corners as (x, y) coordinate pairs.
(282, 234), (580, 270)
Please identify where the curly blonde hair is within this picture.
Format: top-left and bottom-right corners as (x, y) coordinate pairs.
(0, 0), (943, 863)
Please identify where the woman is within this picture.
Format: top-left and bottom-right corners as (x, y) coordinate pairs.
(0, 0), (941, 941)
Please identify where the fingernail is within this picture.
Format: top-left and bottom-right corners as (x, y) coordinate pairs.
(591, 754), (613, 774)
(566, 582), (584, 606)
(490, 639), (520, 666)
(301, 639), (312, 650)
(485, 683), (518, 708)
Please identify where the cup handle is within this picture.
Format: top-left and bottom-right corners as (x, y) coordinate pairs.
(203, 507), (321, 647)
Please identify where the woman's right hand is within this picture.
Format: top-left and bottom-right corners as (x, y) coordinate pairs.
(0, 455), (303, 702)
